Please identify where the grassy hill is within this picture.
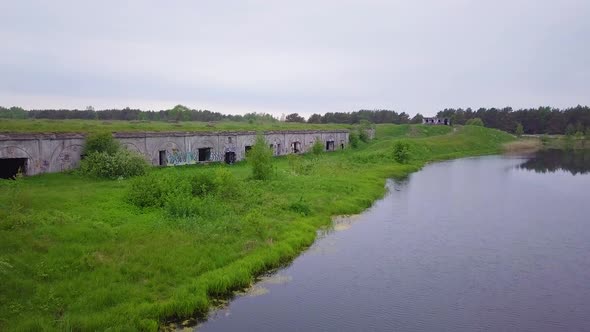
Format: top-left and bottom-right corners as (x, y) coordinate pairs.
(0, 119), (351, 133)
(0, 125), (514, 331)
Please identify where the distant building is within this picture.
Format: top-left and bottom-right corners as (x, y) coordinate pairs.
(423, 117), (451, 125)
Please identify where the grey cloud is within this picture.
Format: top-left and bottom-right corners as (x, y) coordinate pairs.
(1, 0), (589, 117)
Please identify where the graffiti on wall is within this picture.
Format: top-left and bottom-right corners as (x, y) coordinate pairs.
(165, 150), (229, 166)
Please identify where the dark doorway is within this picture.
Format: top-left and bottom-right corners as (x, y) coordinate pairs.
(444, 119), (449, 125)
(245, 146), (252, 156)
(341, 143), (345, 150)
(291, 142), (301, 153)
(159, 150), (167, 166)
(198, 148), (211, 162)
(326, 141), (335, 151)
(224, 152), (236, 164)
(0, 158), (27, 179)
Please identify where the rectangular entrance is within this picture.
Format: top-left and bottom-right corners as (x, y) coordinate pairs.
(198, 148), (211, 162)
(224, 151), (236, 164)
(159, 150), (167, 166)
(326, 141), (335, 151)
(0, 158), (27, 179)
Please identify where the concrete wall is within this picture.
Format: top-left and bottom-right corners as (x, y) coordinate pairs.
(0, 130), (349, 176)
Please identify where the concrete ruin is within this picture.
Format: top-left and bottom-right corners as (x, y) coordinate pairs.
(0, 129), (361, 178)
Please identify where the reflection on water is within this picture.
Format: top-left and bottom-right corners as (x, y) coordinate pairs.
(519, 149), (590, 175)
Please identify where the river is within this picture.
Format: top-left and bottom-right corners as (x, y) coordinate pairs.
(193, 150), (590, 332)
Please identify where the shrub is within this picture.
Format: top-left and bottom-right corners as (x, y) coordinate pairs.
(287, 154), (315, 175)
(466, 118), (484, 126)
(80, 150), (148, 179)
(311, 139), (324, 155)
(358, 128), (369, 143)
(349, 132), (359, 148)
(288, 197), (311, 216)
(127, 175), (166, 208)
(565, 123), (576, 136)
(190, 173), (217, 197)
(515, 123), (524, 137)
(83, 132), (120, 155)
(164, 195), (201, 218)
(248, 134), (274, 180)
(393, 140), (411, 164)
(213, 168), (240, 199)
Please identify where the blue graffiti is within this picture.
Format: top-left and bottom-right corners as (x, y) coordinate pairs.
(165, 151), (231, 166)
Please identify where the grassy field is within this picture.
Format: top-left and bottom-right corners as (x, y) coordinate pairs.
(0, 119), (351, 133)
(0, 125), (514, 331)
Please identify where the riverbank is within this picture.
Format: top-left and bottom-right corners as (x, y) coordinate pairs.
(0, 125), (513, 331)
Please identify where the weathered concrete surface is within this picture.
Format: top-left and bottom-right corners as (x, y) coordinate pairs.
(0, 130), (350, 176)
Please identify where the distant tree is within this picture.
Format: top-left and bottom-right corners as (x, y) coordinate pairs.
(410, 113), (424, 124)
(285, 113), (305, 123)
(565, 123), (576, 136)
(466, 118), (484, 126)
(398, 112), (410, 124)
(307, 114), (322, 124)
(515, 123), (524, 137)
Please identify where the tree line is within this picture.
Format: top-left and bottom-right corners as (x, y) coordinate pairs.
(2, 104), (589, 135)
(436, 106), (590, 135)
(0, 105), (278, 123)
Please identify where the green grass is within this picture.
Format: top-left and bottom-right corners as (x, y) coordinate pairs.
(0, 119), (351, 133)
(0, 124), (514, 331)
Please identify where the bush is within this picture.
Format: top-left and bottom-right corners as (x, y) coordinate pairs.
(164, 195), (202, 219)
(127, 175), (166, 208)
(515, 123), (524, 137)
(213, 168), (240, 199)
(288, 197), (311, 216)
(349, 132), (359, 148)
(565, 124), (576, 136)
(466, 118), (484, 126)
(311, 139), (324, 155)
(80, 150), (147, 179)
(248, 134), (274, 180)
(393, 141), (411, 164)
(287, 154), (315, 175)
(190, 173), (217, 196)
(358, 128), (369, 143)
(83, 132), (119, 155)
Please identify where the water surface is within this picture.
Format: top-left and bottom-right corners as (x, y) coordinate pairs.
(195, 153), (590, 332)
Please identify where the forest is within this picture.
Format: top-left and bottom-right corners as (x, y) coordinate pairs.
(1, 104), (589, 135)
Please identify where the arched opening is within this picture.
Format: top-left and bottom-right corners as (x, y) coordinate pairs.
(0, 158), (27, 179)
(291, 141), (301, 153)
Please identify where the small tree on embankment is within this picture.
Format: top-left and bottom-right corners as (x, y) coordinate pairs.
(248, 134), (274, 180)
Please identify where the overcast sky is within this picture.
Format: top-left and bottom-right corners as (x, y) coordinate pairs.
(1, 0), (589, 117)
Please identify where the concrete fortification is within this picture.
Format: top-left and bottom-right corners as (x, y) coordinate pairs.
(0, 130), (356, 178)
